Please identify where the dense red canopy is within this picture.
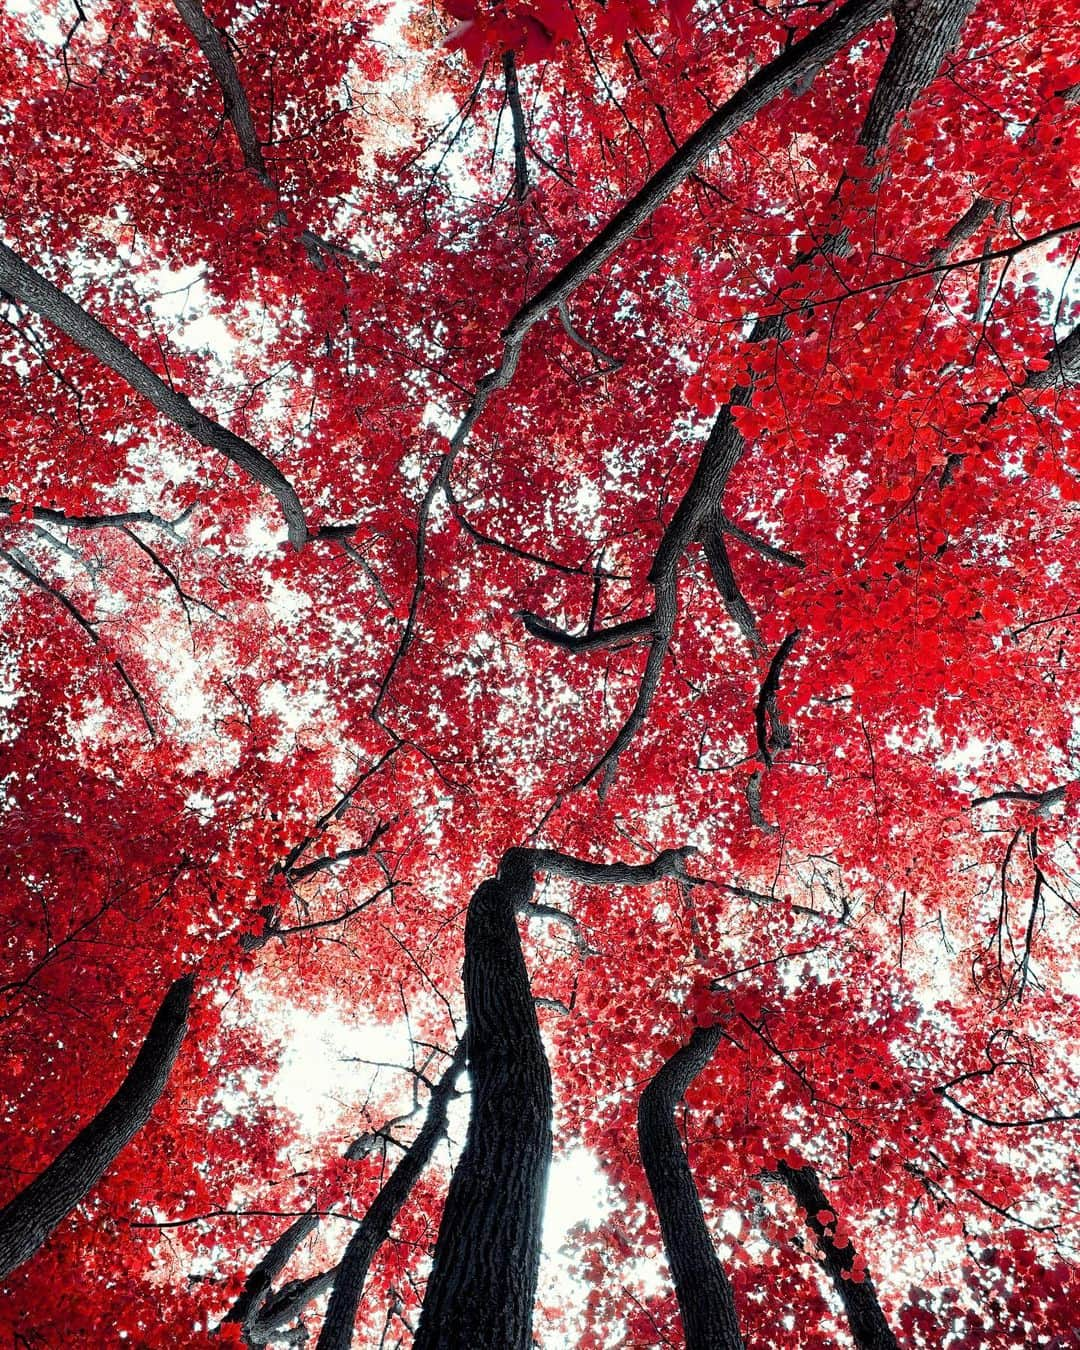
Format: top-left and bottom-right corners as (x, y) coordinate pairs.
(0, 0), (1078, 1344)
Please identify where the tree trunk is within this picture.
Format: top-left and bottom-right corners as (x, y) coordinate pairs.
(638, 1025), (744, 1350)
(315, 1040), (467, 1350)
(412, 850), (551, 1350)
(0, 974), (194, 1280)
(777, 1163), (899, 1350)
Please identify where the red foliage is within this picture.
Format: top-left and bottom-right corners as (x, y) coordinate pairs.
(0, 0), (1078, 1344)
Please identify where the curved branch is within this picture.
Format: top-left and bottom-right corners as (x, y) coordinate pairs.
(755, 629), (801, 766)
(519, 610), (654, 651)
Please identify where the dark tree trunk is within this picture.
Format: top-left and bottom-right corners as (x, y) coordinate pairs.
(0, 974), (194, 1280)
(222, 1209), (321, 1334)
(777, 1163), (899, 1350)
(315, 1041), (468, 1350)
(638, 1025), (744, 1350)
(405, 844), (694, 1350)
(412, 850), (551, 1350)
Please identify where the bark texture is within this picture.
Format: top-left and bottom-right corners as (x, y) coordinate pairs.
(412, 845), (694, 1348)
(0, 974), (194, 1280)
(777, 1163), (899, 1350)
(412, 851), (551, 1350)
(638, 1025), (744, 1350)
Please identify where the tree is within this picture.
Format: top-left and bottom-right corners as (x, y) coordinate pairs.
(1, 0), (1078, 1344)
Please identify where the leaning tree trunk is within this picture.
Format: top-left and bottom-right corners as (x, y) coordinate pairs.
(315, 1040), (468, 1350)
(638, 1024), (745, 1350)
(0, 974), (194, 1280)
(412, 844), (697, 1350)
(777, 1162), (899, 1350)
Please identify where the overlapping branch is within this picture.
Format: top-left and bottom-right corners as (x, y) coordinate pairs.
(517, 0), (978, 788)
(374, 0), (897, 735)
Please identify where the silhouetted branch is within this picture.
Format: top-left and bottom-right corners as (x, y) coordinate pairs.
(0, 976), (193, 1279)
(0, 241), (307, 547)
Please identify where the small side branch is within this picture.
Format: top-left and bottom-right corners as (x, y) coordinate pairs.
(755, 629), (801, 766)
(971, 783), (1072, 814)
(701, 528), (764, 650)
(557, 300), (622, 372)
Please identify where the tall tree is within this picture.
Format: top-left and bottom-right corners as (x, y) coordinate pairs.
(1, 0), (1079, 1344)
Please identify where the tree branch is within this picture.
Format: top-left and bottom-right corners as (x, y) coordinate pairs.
(315, 1041), (468, 1350)
(774, 1162), (898, 1349)
(0, 975), (193, 1279)
(503, 0), (891, 342)
(755, 629), (801, 767)
(0, 241), (307, 548)
(518, 610), (654, 651)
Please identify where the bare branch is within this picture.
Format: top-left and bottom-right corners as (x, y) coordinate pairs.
(519, 610), (654, 651)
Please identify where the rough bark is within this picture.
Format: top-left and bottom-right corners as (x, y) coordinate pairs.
(0, 242), (307, 549)
(777, 1163), (899, 1350)
(413, 846), (695, 1349)
(0, 974), (194, 1280)
(315, 1041), (467, 1350)
(412, 851), (552, 1350)
(638, 1025), (744, 1350)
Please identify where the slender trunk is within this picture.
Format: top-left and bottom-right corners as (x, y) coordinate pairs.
(777, 1163), (899, 1350)
(413, 850), (551, 1350)
(0, 974), (194, 1280)
(222, 1210), (321, 1333)
(315, 1042), (467, 1350)
(638, 1025), (744, 1350)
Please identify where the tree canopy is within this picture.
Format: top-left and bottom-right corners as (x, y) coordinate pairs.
(1, 0), (1078, 1344)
